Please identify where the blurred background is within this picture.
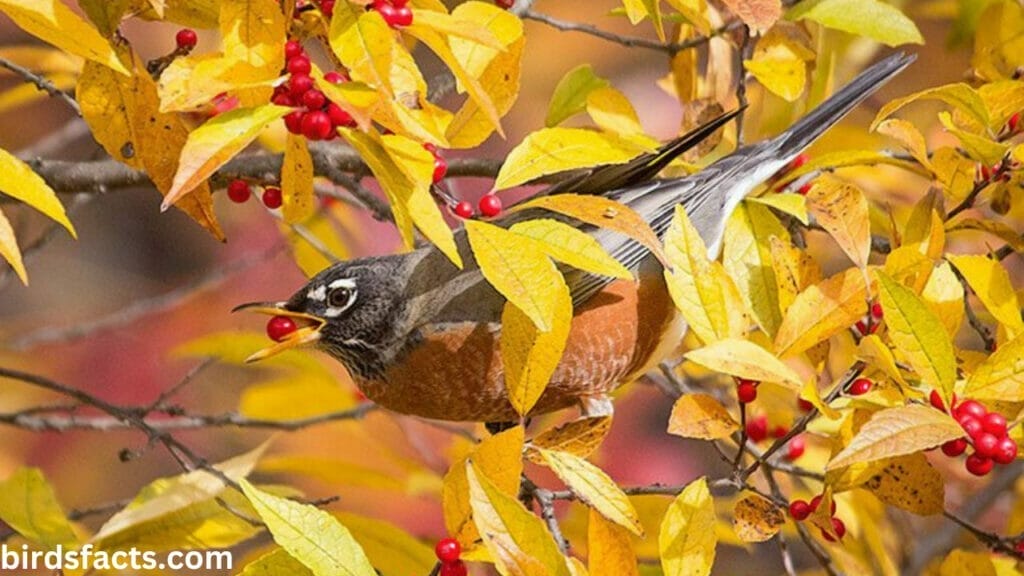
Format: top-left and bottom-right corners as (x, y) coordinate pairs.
(0, 1), (1001, 574)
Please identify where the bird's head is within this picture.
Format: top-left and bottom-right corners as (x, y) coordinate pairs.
(234, 256), (405, 372)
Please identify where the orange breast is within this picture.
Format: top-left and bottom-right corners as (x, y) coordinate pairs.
(356, 260), (678, 422)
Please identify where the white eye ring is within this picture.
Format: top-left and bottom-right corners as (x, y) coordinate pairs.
(324, 286), (357, 317)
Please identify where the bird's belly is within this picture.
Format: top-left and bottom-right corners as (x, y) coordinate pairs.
(356, 264), (679, 422)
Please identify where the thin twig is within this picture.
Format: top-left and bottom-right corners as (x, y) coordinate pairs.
(0, 57), (81, 115)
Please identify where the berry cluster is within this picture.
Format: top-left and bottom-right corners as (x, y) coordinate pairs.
(274, 40), (356, 141)
(449, 195), (502, 219)
(853, 301), (884, 336)
(226, 179), (283, 209)
(434, 538), (466, 576)
(930, 391), (1018, 476)
(267, 316), (297, 341)
(789, 495), (845, 541)
(369, 0), (413, 28)
(745, 415), (805, 460)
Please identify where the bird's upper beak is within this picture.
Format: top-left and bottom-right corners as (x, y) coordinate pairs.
(231, 301), (326, 363)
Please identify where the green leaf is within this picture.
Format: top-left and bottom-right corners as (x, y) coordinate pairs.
(876, 271), (957, 400)
(495, 128), (648, 190)
(0, 468), (78, 548)
(546, 64), (610, 127)
(787, 0), (923, 47)
(239, 479), (376, 576)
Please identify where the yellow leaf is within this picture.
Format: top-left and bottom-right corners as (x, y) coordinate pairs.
(972, 1), (1024, 81)
(875, 118), (931, 170)
(720, 0), (780, 33)
(903, 189), (945, 259)
(723, 201), (787, 336)
(876, 271), (958, 400)
(938, 111), (1008, 165)
(948, 254), (1024, 340)
(466, 461), (572, 576)
(666, 393), (738, 440)
(0, 0), (128, 75)
(157, 54), (276, 112)
(502, 290), (571, 415)
(410, 7), (504, 49)
(529, 417), (612, 460)
(659, 477), (716, 576)
(863, 453), (944, 516)
(964, 332), (1024, 402)
(537, 448), (643, 536)
(775, 149), (925, 187)
(494, 128), (648, 191)
(509, 219), (632, 279)
(285, 209), (351, 277)
(940, 549), (997, 576)
(931, 147), (976, 205)
(342, 129), (461, 266)
(768, 236), (815, 317)
(788, 0), (923, 47)
(334, 512), (437, 576)
(664, 205), (734, 343)
(403, 21), (503, 136)
(329, 4), (397, 97)
(0, 467), (78, 548)
(799, 377), (841, 419)
(685, 338), (803, 389)
(732, 494), (784, 543)
(872, 83), (988, 131)
(857, 334), (910, 391)
(774, 268), (867, 357)
(806, 176), (871, 269)
(0, 207), (26, 284)
(240, 378), (356, 421)
(946, 218), (1024, 254)
(465, 219), (566, 331)
(588, 509), (640, 576)
(744, 27), (811, 102)
(281, 133), (315, 224)
(443, 426), (524, 546)
(239, 480), (377, 576)
(445, 2), (523, 147)
(259, 456), (407, 493)
(827, 405), (963, 470)
(315, 77), (379, 130)
(511, 194), (668, 266)
(219, 0), (286, 75)
(747, 193), (808, 225)
(0, 147), (75, 237)
(586, 86), (644, 137)
(921, 261), (964, 338)
(165, 104), (291, 208)
(238, 549), (313, 576)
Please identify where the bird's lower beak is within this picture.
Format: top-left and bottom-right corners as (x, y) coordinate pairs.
(231, 302), (326, 363)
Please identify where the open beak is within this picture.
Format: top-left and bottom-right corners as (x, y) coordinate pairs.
(231, 301), (326, 363)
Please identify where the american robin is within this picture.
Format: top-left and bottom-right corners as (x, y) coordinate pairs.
(237, 53), (914, 423)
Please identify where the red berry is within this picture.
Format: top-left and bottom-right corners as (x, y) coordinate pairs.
(284, 40), (303, 60)
(941, 438), (967, 457)
(434, 538), (461, 563)
(287, 55), (312, 76)
(326, 103), (355, 128)
(262, 187), (283, 209)
(439, 561), (468, 576)
(301, 110), (333, 140)
(321, 0), (335, 17)
(982, 412), (1007, 437)
(797, 398), (814, 412)
(772, 425), (788, 439)
(929, 389), (946, 411)
(746, 415), (768, 443)
(994, 437), (1018, 464)
(960, 416), (984, 440)
(789, 500), (811, 521)
(175, 28), (198, 50)
(737, 381), (758, 404)
(495, 0), (514, 8)
(210, 94), (239, 116)
(284, 110), (304, 134)
(301, 89), (326, 110)
(479, 194), (502, 218)
(272, 92), (295, 106)
(393, 5), (413, 26)
(1009, 112), (1021, 132)
(372, 1), (400, 26)
(871, 302), (883, 319)
(956, 400), (987, 420)
(266, 316), (296, 341)
(975, 432), (1000, 459)
(848, 378), (872, 396)
(965, 453), (994, 476)
(822, 517), (846, 542)
(324, 71), (347, 84)
(433, 155), (448, 183)
(786, 435), (806, 460)
(226, 179), (251, 203)
(289, 74), (314, 97)
(453, 201), (473, 219)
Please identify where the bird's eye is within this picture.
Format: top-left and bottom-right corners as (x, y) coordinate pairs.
(327, 286), (356, 309)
